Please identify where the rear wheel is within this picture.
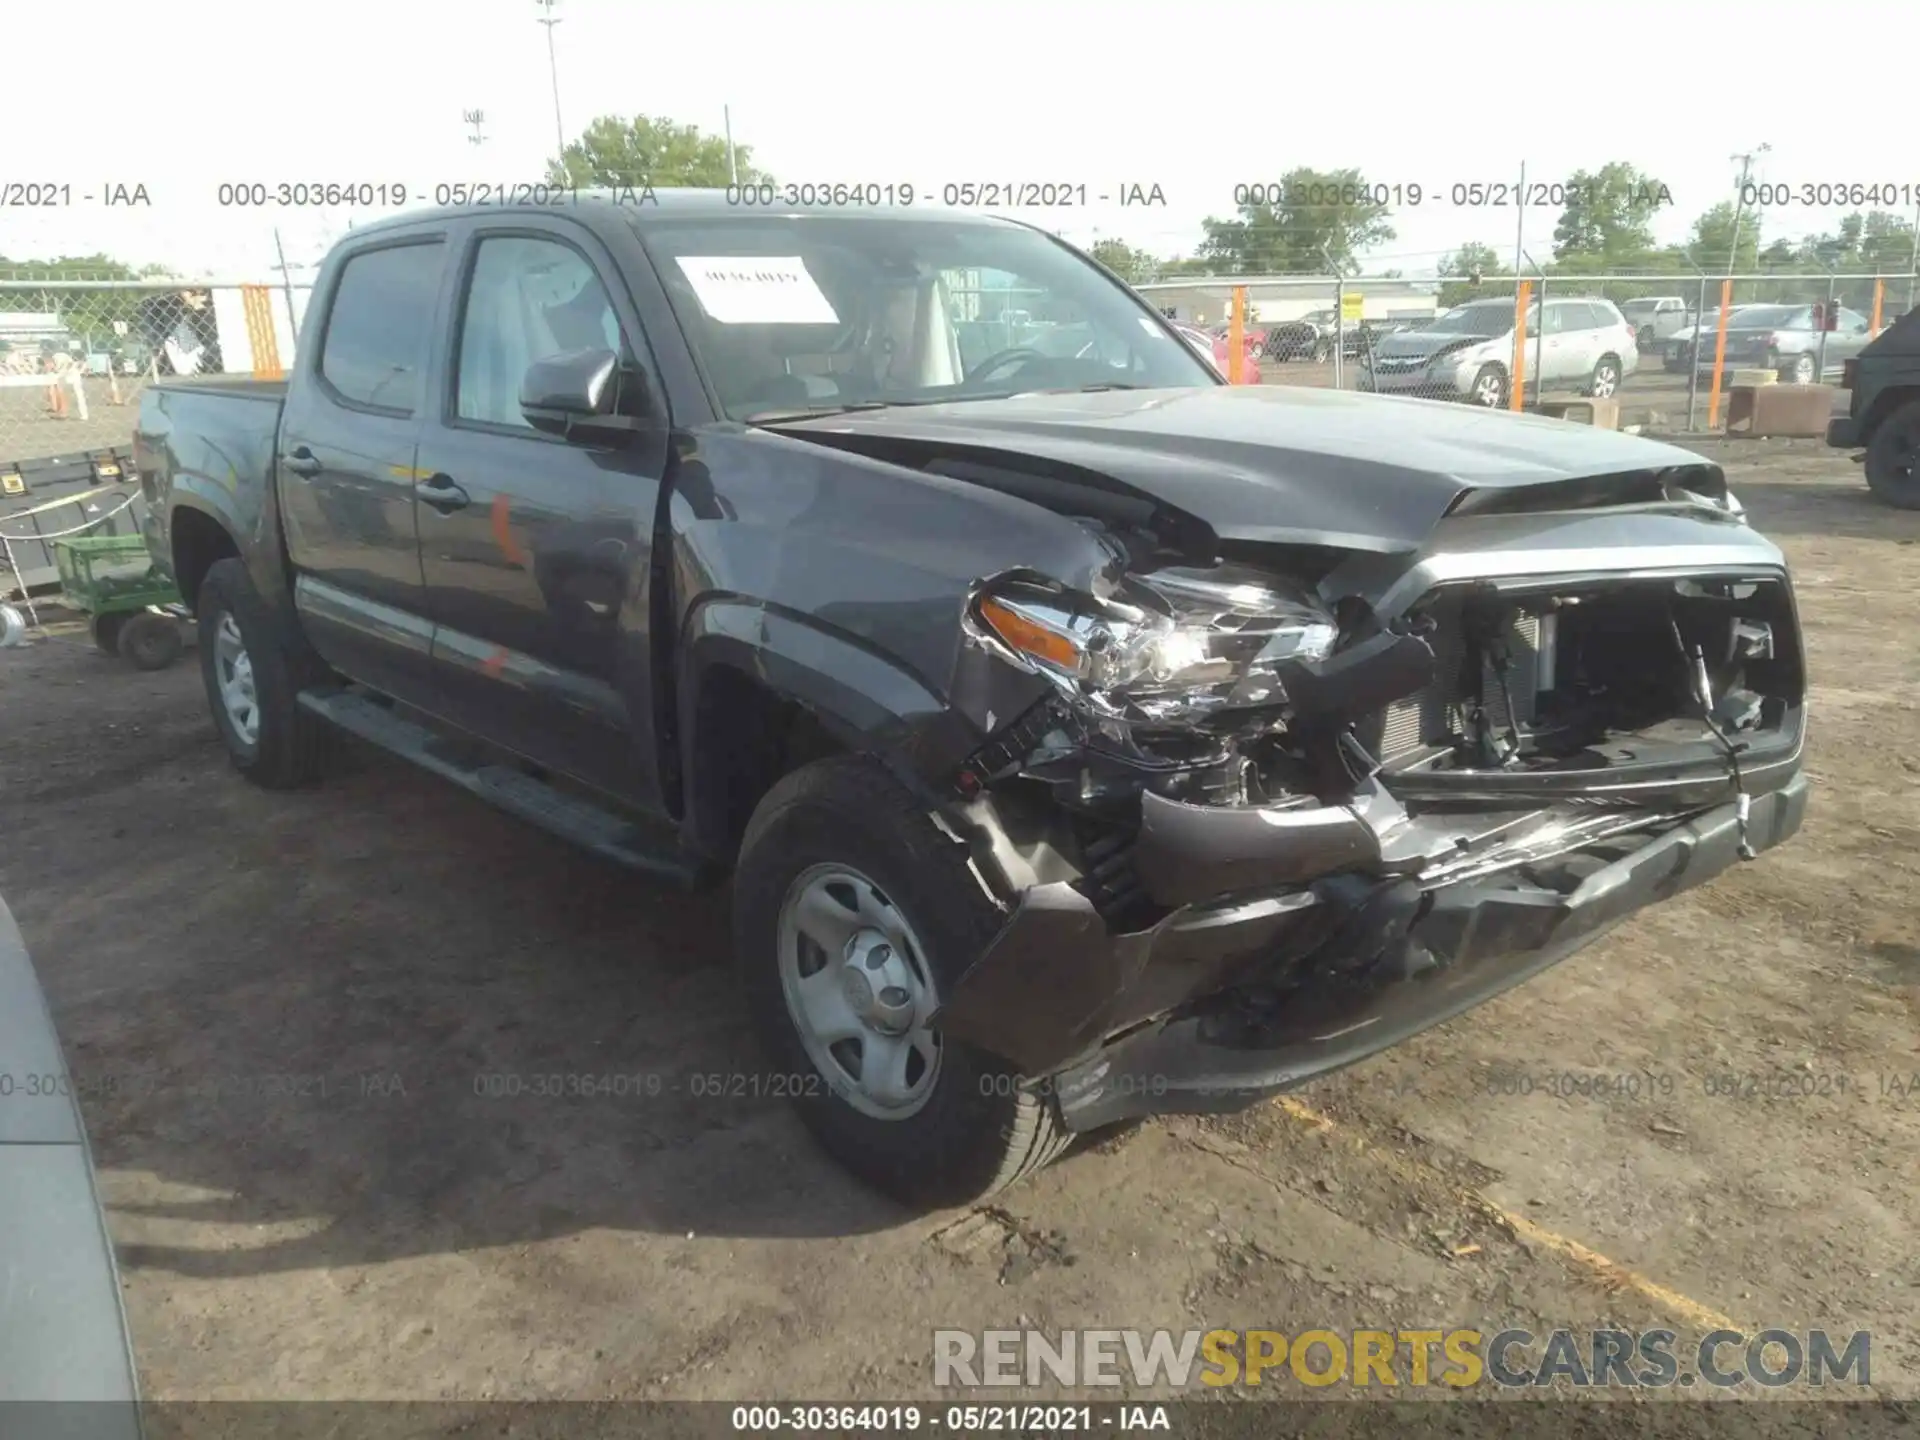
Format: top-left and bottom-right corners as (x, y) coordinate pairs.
(89, 611), (128, 655)
(1864, 399), (1920, 510)
(1469, 363), (1509, 408)
(1587, 356), (1622, 399)
(196, 558), (332, 787)
(116, 610), (183, 671)
(734, 756), (1070, 1209)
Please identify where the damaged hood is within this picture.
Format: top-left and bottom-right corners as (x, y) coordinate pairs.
(768, 384), (1717, 554)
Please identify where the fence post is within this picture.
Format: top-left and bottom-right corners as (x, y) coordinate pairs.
(1331, 275), (1345, 390)
(1228, 286), (1246, 385)
(1816, 272), (1837, 382)
(1871, 278), (1885, 335)
(1686, 275), (1706, 431)
(1707, 278), (1734, 432)
(1510, 280), (1531, 411)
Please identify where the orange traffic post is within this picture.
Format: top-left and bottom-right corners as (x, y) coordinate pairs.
(1706, 279), (1734, 431)
(1228, 286), (1247, 384)
(1509, 281), (1531, 411)
(1871, 279), (1884, 335)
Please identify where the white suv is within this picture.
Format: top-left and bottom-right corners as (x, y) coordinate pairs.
(1361, 297), (1639, 407)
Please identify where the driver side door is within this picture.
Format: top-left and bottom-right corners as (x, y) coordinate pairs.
(411, 220), (673, 808)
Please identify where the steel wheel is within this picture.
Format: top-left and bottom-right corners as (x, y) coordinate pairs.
(777, 863), (942, 1120)
(212, 612), (260, 746)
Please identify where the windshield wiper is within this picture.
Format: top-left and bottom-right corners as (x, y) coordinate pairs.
(1062, 382), (1146, 392)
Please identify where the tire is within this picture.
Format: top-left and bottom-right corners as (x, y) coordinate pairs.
(116, 610), (183, 671)
(1468, 363), (1509, 408)
(1586, 356), (1622, 400)
(1636, 327), (1655, 353)
(734, 756), (1071, 1209)
(1787, 352), (1818, 385)
(196, 557), (331, 787)
(1864, 398), (1920, 510)
(89, 611), (128, 656)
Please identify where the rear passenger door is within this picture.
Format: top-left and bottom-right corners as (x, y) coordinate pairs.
(278, 235), (450, 706)
(1535, 302), (1577, 385)
(411, 220), (672, 808)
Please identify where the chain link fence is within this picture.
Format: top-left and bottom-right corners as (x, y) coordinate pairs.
(1159, 270), (1917, 430)
(1, 278), (311, 598)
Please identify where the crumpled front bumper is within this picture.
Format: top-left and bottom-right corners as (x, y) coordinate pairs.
(934, 770), (1808, 1134)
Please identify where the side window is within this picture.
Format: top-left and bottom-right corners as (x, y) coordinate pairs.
(1573, 303), (1608, 331)
(1540, 304), (1572, 336)
(1840, 308), (1869, 334)
(455, 235), (629, 430)
(319, 242), (445, 413)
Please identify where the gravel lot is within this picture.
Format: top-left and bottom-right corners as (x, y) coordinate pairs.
(1, 436), (1915, 1418)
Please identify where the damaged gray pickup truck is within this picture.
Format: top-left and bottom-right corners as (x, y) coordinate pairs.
(138, 193), (1808, 1209)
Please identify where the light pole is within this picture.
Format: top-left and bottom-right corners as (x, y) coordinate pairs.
(535, 1), (565, 165)
(1726, 143), (1771, 279)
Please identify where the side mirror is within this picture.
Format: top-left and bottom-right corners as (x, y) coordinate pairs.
(519, 348), (651, 441)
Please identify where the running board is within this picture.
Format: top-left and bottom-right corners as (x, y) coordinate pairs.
(297, 688), (713, 888)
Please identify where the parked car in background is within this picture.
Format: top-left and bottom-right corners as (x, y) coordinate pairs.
(1663, 308), (1758, 373)
(1828, 304), (1920, 509)
(1360, 296), (1637, 407)
(1621, 296), (1692, 352)
(1176, 323), (1263, 383)
(1206, 323), (1269, 360)
(1692, 303), (1872, 385)
(1265, 309), (1337, 361)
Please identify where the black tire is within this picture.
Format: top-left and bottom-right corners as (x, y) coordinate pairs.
(1864, 398), (1920, 510)
(196, 557), (332, 787)
(116, 610), (183, 670)
(1586, 356), (1622, 400)
(734, 756), (1071, 1209)
(1636, 326), (1655, 353)
(1468, 363), (1509, 408)
(89, 611), (128, 656)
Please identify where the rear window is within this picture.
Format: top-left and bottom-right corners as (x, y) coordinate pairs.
(319, 241), (445, 414)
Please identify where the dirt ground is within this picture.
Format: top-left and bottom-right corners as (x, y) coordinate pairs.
(1, 437), (1916, 1416)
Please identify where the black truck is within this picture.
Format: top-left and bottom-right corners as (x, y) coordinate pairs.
(1827, 305), (1920, 509)
(137, 192), (1808, 1208)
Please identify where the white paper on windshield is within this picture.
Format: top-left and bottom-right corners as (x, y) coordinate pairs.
(1137, 317), (1169, 339)
(674, 256), (839, 325)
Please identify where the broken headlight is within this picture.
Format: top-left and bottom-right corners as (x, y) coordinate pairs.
(970, 564), (1338, 726)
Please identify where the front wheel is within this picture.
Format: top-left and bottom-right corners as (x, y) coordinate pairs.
(89, 611), (128, 656)
(196, 558), (332, 787)
(1864, 398), (1920, 510)
(734, 756), (1070, 1209)
(1787, 352), (1818, 385)
(1468, 363), (1509, 408)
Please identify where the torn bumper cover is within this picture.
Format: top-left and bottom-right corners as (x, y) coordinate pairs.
(934, 771), (1808, 1134)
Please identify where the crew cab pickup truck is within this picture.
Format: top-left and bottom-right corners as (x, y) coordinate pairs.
(1828, 305), (1920, 509)
(138, 193), (1808, 1209)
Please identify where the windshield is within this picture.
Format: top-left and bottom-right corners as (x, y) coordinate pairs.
(634, 214), (1216, 418)
(1430, 302), (1526, 336)
(1728, 305), (1809, 330)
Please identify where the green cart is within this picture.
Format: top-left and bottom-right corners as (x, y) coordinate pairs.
(52, 533), (187, 671)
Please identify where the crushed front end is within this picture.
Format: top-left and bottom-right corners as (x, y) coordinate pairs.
(930, 484), (1809, 1132)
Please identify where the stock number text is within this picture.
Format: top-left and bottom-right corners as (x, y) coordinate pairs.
(1236, 180), (1421, 207)
(1742, 182), (1918, 208)
(726, 181), (917, 207)
(217, 182), (410, 208)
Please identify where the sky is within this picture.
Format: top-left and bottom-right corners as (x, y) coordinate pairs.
(3, 0), (1916, 284)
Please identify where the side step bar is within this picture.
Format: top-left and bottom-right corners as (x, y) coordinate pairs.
(297, 688), (713, 888)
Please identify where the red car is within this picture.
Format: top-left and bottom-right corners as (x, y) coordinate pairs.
(1176, 323), (1264, 384)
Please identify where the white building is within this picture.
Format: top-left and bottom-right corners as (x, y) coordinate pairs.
(1132, 277), (1440, 327)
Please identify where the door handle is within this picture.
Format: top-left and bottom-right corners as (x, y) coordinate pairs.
(281, 446), (323, 478)
(417, 472), (471, 513)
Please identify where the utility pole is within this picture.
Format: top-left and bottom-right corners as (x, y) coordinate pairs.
(724, 105), (738, 186)
(535, 1), (565, 165)
(1726, 143), (1771, 277)
(463, 108), (488, 147)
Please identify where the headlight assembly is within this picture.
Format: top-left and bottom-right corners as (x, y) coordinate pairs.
(970, 565), (1339, 727)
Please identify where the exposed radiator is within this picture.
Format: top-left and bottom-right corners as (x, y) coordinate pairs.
(1376, 613), (1544, 759)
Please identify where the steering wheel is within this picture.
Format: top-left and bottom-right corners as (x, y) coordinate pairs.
(966, 346), (1047, 386)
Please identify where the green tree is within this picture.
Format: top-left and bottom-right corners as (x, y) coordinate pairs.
(1196, 168), (1395, 275)
(1682, 201), (1759, 273)
(0, 254), (177, 350)
(1550, 162), (1674, 264)
(544, 115), (770, 189)
(1435, 241), (1504, 306)
(1088, 238), (1159, 284)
